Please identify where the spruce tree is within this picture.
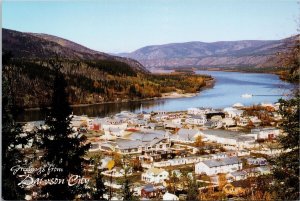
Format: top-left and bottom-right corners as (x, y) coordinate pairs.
(271, 92), (300, 200)
(37, 60), (90, 200)
(186, 177), (200, 201)
(93, 170), (107, 200)
(91, 155), (107, 200)
(121, 163), (136, 201)
(2, 52), (27, 200)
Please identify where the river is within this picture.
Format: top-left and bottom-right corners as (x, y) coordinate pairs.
(17, 70), (294, 122)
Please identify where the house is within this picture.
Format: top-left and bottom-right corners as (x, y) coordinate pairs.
(236, 117), (249, 127)
(71, 115), (90, 128)
(144, 123), (157, 130)
(141, 184), (166, 199)
(104, 127), (125, 137)
(211, 153), (228, 160)
(222, 181), (248, 196)
(101, 167), (132, 177)
(128, 119), (147, 127)
(140, 111), (151, 120)
(195, 157), (242, 175)
(200, 129), (257, 149)
(222, 118), (236, 128)
(227, 170), (248, 181)
(243, 166), (271, 177)
(115, 138), (171, 154)
(170, 128), (201, 143)
(171, 118), (182, 125)
(237, 149), (251, 156)
(99, 131), (171, 154)
(23, 121), (45, 132)
(163, 192), (179, 200)
(186, 115), (207, 126)
(187, 107), (211, 115)
(164, 122), (182, 131)
(153, 114), (169, 121)
(223, 107), (244, 118)
(251, 127), (281, 140)
(246, 157), (268, 166)
(249, 116), (262, 126)
(254, 166), (271, 175)
(204, 119), (223, 128)
(141, 168), (169, 184)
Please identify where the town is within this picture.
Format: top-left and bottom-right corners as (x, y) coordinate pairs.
(22, 102), (285, 200)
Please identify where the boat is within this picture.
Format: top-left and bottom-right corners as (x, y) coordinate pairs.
(241, 93), (253, 98)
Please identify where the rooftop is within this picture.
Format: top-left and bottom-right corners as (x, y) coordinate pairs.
(200, 129), (247, 139)
(201, 157), (241, 168)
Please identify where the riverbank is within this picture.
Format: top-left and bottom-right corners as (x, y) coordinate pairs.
(23, 77), (215, 111)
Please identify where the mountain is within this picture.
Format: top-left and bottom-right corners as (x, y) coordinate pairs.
(2, 28), (211, 108)
(120, 36), (298, 69)
(3, 28), (148, 73)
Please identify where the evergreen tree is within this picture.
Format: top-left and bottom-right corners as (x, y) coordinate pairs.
(37, 60), (90, 200)
(121, 163), (137, 201)
(93, 170), (107, 200)
(91, 155), (107, 200)
(271, 92), (300, 200)
(2, 52), (27, 200)
(122, 178), (133, 201)
(186, 177), (200, 201)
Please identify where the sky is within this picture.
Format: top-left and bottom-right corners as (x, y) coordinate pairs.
(3, 0), (299, 53)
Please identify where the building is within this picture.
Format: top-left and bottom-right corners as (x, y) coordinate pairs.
(200, 129), (257, 149)
(163, 192), (179, 200)
(195, 157), (242, 175)
(223, 107), (244, 118)
(170, 128), (201, 143)
(246, 157), (268, 166)
(141, 184), (166, 199)
(186, 115), (207, 126)
(222, 118), (236, 128)
(100, 132), (171, 154)
(251, 127), (281, 140)
(141, 168), (169, 184)
(227, 170), (248, 181)
(187, 107), (211, 115)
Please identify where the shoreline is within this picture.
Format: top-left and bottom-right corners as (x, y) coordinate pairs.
(23, 78), (215, 111)
(155, 67), (284, 75)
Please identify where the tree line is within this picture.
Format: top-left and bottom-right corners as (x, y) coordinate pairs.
(4, 57), (211, 108)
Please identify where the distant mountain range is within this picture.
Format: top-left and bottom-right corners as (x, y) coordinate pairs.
(119, 36), (298, 69)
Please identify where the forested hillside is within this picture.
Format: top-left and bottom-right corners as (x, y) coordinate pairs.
(2, 29), (211, 108)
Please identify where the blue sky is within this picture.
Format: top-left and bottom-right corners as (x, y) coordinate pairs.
(3, 0), (299, 53)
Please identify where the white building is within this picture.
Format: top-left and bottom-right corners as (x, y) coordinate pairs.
(251, 127), (281, 140)
(187, 107), (211, 115)
(171, 118), (182, 125)
(171, 128), (201, 143)
(186, 115), (207, 126)
(222, 118), (236, 128)
(163, 192), (179, 201)
(223, 107), (244, 118)
(200, 129), (257, 149)
(104, 127), (125, 137)
(195, 157), (242, 175)
(236, 117), (249, 127)
(141, 168), (169, 184)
